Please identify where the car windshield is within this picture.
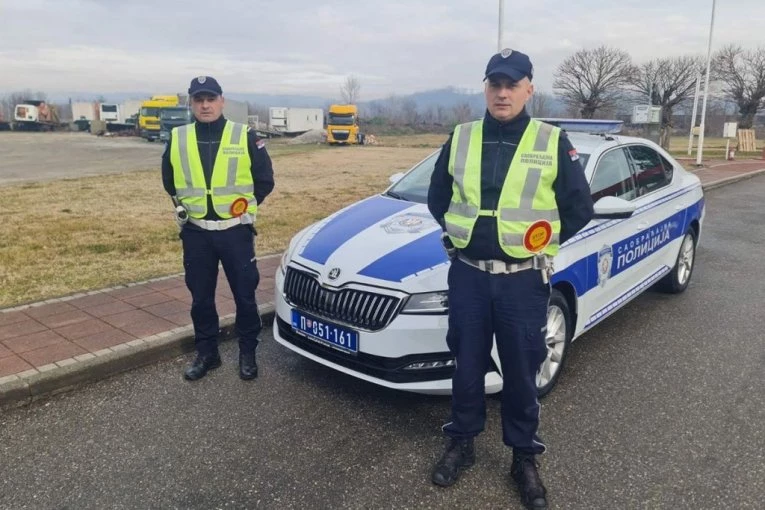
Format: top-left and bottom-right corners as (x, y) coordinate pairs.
(141, 107), (159, 117)
(385, 152), (440, 203)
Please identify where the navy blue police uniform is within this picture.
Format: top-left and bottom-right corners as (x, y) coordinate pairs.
(427, 50), (594, 508)
(162, 76), (275, 381)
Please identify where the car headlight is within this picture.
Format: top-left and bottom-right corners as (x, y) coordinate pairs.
(401, 291), (448, 314)
(279, 250), (291, 274)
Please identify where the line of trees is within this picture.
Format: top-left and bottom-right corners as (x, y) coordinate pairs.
(553, 44), (765, 147)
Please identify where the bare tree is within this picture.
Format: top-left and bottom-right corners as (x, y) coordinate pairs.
(400, 98), (419, 125)
(712, 45), (765, 129)
(452, 102), (473, 124)
(630, 56), (704, 148)
(368, 100), (390, 119)
(528, 92), (555, 118)
(553, 46), (636, 119)
(340, 75), (361, 104)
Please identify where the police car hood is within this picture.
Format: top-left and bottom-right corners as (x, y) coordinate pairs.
(291, 195), (448, 293)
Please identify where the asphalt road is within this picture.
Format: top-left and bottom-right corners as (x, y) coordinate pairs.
(1, 176), (763, 510)
(0, 132), (163, 186)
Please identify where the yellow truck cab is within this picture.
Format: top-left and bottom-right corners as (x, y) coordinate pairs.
(326, 104), (363, 145)
(139, 95), (179, 141)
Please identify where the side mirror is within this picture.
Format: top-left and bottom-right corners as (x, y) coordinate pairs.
(389, 172), (405, 184)
(592, 196), (636, 220)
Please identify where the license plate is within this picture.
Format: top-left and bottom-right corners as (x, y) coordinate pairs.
(291, 310), (358, 354)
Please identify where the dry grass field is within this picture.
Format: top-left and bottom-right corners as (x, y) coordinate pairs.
(0, 134), (440, 307)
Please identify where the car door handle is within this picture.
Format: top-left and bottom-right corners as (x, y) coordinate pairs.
(636, 222), (649, 231)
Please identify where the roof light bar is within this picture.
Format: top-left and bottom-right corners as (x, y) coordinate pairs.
(537, 118), (623, 134)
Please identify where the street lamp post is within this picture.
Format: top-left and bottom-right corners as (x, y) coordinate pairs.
(696, 0), (716, 166)
(688, 73), (701, 155)
(498, 0), (505, 51)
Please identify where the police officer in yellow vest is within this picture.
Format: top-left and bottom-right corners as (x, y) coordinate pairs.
(427, 50), (594, 509)
(162, 76), (274, 381)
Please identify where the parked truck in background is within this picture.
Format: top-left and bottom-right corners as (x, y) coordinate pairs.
(12, 100), (66, 131)
(326, 104), (363, 144)
(268, 107), (323, 135)
(159, 106), (192, 143)
(99, 103), (121, 123)
(71, 101), (98, 131)
(139, 95), (180, 141)
(121, 100), (142, 126)
(97, 101), (141, 133)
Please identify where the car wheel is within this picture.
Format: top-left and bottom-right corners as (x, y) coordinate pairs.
(537, 289), (573, 398)
(658, 229), (696, 294)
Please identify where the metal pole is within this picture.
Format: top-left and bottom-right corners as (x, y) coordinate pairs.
(688, 73), (701, 155)
(696, 0), (716, 166)
(498, 0), (505, 51)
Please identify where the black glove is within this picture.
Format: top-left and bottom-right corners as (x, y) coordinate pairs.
(440, 232), (457, 260)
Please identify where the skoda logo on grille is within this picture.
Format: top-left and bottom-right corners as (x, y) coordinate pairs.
(327, 268), (341, 280)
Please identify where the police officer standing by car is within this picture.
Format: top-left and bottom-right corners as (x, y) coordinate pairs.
(427, 49), (594, 509)
(162, 76), (275, 382)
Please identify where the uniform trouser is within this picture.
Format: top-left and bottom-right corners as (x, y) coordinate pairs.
(181, 225), (262, 358)
(443, 258), (550, 455)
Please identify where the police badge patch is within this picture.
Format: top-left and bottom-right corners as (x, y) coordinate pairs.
(598, 245), (613, 287)
(381, 213), (438, 234)
(197, 76), (206, 84)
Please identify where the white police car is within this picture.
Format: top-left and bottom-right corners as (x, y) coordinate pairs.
(273, 119), (704, 397)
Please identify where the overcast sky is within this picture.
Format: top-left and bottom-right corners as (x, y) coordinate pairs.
(1, 0), (763, 100)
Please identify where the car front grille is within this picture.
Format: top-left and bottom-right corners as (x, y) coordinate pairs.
(331, 131), (349, 141)
(283, 268), (402, 331)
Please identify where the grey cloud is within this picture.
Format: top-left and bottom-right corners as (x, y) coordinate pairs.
(0, 0), (763, 99)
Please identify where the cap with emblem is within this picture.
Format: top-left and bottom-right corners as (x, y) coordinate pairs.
(484, 48), (533, 82)
(188, 76), (223, 97)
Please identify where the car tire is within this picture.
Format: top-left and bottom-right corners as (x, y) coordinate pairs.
(658, 229), (696, 294)
(537, 289), (573, 398)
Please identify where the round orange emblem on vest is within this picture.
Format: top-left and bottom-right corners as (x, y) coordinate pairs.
(523, 220), (553, 253)
(230, 198), (249, 217)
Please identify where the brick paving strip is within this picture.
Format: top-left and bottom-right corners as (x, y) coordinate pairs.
(1, 159), (763, 409)
(0, 255), (280, 409)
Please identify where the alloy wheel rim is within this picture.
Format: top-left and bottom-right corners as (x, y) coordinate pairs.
(538, 305), (566, 389)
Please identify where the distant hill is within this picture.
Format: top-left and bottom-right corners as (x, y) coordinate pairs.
(42, 87), (567, 115)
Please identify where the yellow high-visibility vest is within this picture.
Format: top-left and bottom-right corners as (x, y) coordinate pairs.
(444, 119), (561, 258)
(170, 121), (256, 220)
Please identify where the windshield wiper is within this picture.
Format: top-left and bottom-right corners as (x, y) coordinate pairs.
(385, 191), (404, 200)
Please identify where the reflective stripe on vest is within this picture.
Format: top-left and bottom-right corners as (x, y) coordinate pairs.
(170, 121), (256, 220)
(444, 119), (561, 258)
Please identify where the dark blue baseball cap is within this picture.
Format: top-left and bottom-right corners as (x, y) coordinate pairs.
(484, 48), (533, 81)
(188, 76), (223, 97)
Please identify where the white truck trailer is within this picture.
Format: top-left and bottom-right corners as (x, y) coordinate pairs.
(268, 107), (323, 135)
(223, 99), (249, 124)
